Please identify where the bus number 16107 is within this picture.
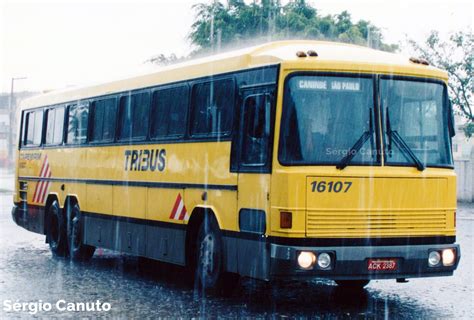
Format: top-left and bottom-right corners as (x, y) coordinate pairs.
(310, 181), (352, 193)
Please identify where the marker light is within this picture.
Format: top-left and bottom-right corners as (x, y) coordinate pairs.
(428, 251), (441, 267)
(409, 57), (429, 66)
(442, 249), (456, 266)
(297, 251), (316, 269)
(296, 51), (307, 58)
(317, 253), (331, 269)
(280, 211), (292, 229)
(307, 50), (318, 57)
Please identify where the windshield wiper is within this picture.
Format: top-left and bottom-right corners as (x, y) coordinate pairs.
(386, 108), (425, 171)
(337, 108), (374, 170)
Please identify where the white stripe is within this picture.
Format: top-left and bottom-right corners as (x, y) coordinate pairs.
(41, 182), (51, 204)
(39, 158), (48, 178)
(37, 164), (50, 203)
(34, 159), (49, 203)
(173, 200), (184, 220)
(33, 181), (44, 203)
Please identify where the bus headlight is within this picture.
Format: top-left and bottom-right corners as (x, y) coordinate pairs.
(442, 248), (456, 266)
(317, 253), (332, 269)
(428, 251), (441, 267)
(297, 251), (316, 269)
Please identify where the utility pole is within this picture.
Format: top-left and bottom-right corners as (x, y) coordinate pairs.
(8, 77), (27, 169)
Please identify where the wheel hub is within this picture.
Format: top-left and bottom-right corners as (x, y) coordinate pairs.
(200, 233), (215, 276)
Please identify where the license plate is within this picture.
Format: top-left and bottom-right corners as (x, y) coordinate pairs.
(367, 259), (398, 271)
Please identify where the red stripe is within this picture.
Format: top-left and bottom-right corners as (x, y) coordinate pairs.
(169, 194), (182, 219)
(37, 164), (49, 203)
(40, 168), (52, 204)
(33, 181), (43, 203)
(178, 204), (187, 220)
(33, 156), (48, 202)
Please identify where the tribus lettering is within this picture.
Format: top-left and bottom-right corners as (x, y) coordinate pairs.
(124, 149), (166, 172)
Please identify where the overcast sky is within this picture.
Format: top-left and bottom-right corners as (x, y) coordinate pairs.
(0, 0), (472, 93)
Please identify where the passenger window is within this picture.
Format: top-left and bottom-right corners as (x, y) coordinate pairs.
(90, 98), (117, 142)
(150, 86), (188, 139)
(119, 92), (150, 140)
(67, 103), (89, 144)
(241, 94), (271, 166)
(24, 110), (44, 146)
(191, 79), (234, 137)
(45, 107), (65, 145)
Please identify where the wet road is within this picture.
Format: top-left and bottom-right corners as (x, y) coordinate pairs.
(1, 171), (473, 319)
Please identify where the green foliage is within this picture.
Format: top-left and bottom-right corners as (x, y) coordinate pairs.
(409, 30), (473, 134)
(188, 0), (398, 54)
(463, 122), (474, 138)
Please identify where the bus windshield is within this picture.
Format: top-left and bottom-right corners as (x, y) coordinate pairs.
(279, 75), (453, 168)
(381, 78), (452, 167)
(279, 75), (377, 165)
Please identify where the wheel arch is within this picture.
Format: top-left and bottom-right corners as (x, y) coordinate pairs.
(62, 194), (81, 210)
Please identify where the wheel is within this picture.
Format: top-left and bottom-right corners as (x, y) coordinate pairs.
(195, 214), (239, 293)
(67, 203), (95, 261)
(335, 280), (370, 289)
(46, 200), (68, 257)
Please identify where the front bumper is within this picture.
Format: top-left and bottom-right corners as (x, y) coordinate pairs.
(270, 242), (461, 280)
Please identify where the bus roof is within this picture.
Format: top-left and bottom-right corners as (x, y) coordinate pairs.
(21, 40), (448, 109)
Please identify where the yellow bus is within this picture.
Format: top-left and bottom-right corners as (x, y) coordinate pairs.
(12, 41), (460, 290)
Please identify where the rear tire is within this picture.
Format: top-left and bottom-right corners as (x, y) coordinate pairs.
(67, 203), (95, 261)
(195, 214), (239, 294)
(335, 280), (370, 289)
(46, 200), (68, 257)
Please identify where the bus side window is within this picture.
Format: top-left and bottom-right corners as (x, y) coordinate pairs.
(24, 110), (44, 147)
(150, 85), (189, 139)
(191, 79), (234, 138)
(241, 94), (271, 166)
(118, 92), (150, 141)
(67, 103), (89, 144)
(45, 107), (65, 145)
(90, 98), (117, 143)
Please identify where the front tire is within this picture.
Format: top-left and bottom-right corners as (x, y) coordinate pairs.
(335, 280), (370, 289)
(67, 203), (95, 261)
(195, 215), (239, 293)
(46, 200), (68, 257)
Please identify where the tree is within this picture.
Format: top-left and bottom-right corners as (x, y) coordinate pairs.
(144, 53), (184, 66)
(187, 0), (397, 53)
(408, 31), (473, 136)
(149, 1), (397, 65)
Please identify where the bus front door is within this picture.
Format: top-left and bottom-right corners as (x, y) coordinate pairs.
(232, 88), (274, 279)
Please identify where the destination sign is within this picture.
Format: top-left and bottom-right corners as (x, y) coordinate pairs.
(298, 79), (361, 91)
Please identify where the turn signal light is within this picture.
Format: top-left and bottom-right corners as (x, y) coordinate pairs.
(280, 211), (292, 229)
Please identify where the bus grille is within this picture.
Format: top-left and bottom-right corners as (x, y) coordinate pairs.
(306, 210), (448, 237)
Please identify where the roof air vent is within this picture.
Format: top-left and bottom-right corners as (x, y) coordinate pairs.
(307, 50), (318, 57)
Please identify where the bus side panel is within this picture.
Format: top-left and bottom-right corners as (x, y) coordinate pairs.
(83, 184), (113, 247)
(84, 184), (113, 217)
(146, 187), (187, 265)
(84, 186), (148, 255)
